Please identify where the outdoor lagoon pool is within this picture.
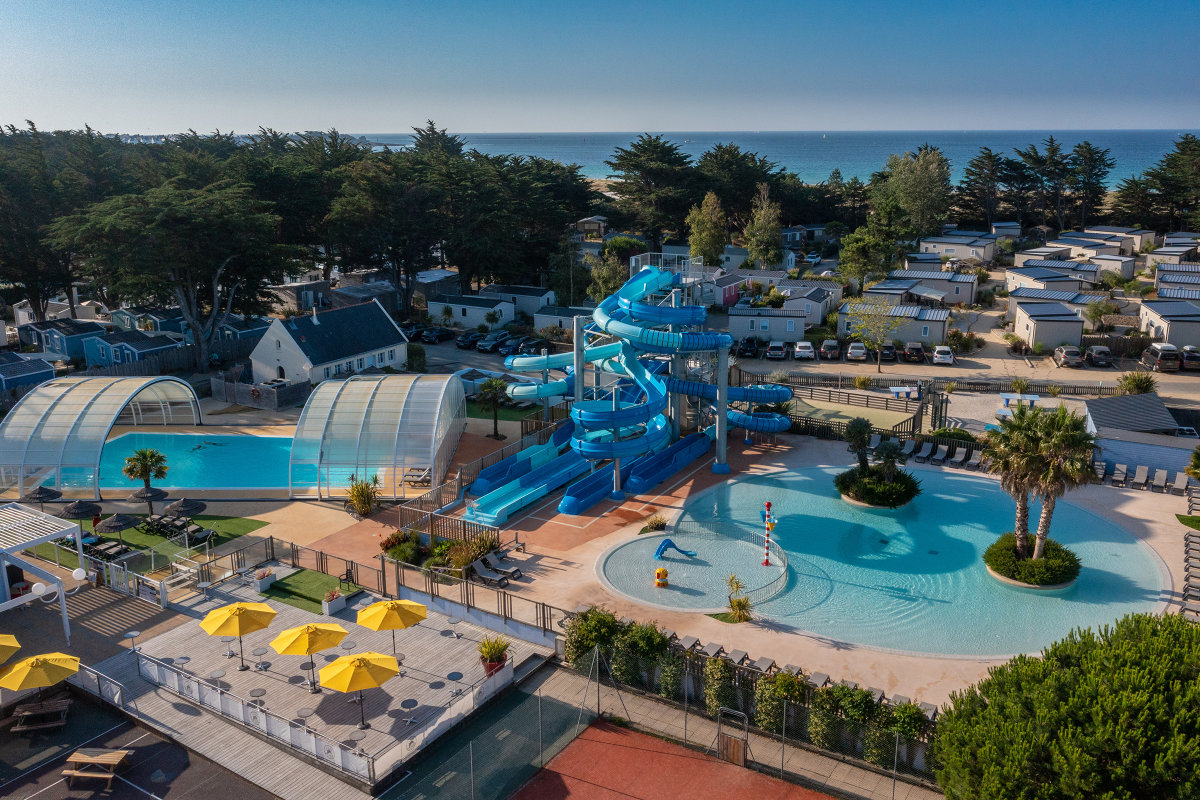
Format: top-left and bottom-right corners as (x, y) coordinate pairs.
(599, 467), (1169, 657)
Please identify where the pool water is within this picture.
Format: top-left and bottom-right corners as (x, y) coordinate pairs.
(98, 433), (292, 489)
(602, 468), (1168, 657)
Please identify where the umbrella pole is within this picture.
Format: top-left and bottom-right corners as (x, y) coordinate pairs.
(237, 636), (248, 671)
(310, 660), (320, 693)
(392, 629), (396, 654)
(359, 690), (369, 730)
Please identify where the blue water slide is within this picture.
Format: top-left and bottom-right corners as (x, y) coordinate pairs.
(662, 377), (791, 433)
(593, 268), (734, 353)
(623, 430), (714, 495)
(725, 407), (792, 433)
(558, 457), (642, 515)
(504, 342), (624, 401)
(468, 421), (575, 496)
(464, 449), (590, 526)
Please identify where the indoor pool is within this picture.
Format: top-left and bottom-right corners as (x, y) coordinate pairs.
(600, 467), (1169, 657)
(97, 432), (292, 490)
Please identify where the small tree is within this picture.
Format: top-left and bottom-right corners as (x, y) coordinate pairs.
(1186, 445), (1200, 482)
(404, 342), (426, 372)
(844, 417), (874, 471)
(743, 183), (782, 267)
(483, 310), (500, 327)
(686, 191), (727, 267)
(440, 304), (453, 325)
(1084, 299), (1119, 332)
(122, 448), (168, 515)
(873, 440), (907, 482)
(346, 473), (381, 516)
(846, 297), (906, 372)
(585, 250), (628, 303)
(476, 377), (508, 440)
(726, 573), (751, 622)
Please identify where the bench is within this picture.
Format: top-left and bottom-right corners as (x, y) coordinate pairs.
(62, 768), (118, 790)
(12, 699), (71, 732)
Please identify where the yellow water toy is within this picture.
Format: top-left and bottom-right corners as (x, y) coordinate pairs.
(654, 567), (669, 588)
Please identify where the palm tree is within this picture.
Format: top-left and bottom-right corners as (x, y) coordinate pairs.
(1186, 445), (1200, 482)
(123, 448), (168, 515)
(476, 377), (509, 440)
(1117, 372), (1156, 395)
(874, 440), (906, 482)
(983, 405), (1041, 558)
(1029, 406), (1097, 560)
(844, 417), (873, 471)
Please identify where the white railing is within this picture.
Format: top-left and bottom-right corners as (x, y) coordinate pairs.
(72, 663), (125, 707)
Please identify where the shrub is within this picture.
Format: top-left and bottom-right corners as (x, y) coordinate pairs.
(933, 613), (1200, 799)
(864, 706), (897, 768)
(703, 657), (736, 716)
(983, 532), (1081, 585)
(477, 635), (509, 662)
(727, 595), (752, 622)
(323, 588), (341, 602)
(888, 702), (926, 740)
(656, 653), (683, 700)
(928, 427), (976, 443)
(1118, 371), (1156, 395)
(1047, 384), (1061, 397)
(807, 687), (840, 749)
(405, 342), (427, 372)
(386, 540), (421, 565)
(1031, 342), (1047, 356)
(943, 381), (957, 394)
(1010, 377), (1031, 394)
(563, 608), (623, 667)
(853, 375), (871, 390)
(642, 514), (667, 532)
(766, 369), (791, 384)
(754, 674), (786, 731)
(834, 466), (922, 508)
(613, 622), (669, 687)
(346, 474), (380, 516)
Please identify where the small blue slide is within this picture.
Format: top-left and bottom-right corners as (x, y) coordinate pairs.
(654, 538), (697, 560)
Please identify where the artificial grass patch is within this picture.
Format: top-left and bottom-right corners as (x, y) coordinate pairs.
(1177, 514), (1200, 532)
(89, 514), (267, 551)
(263, 569), (362, 614)
(464, 400), (530, 422)
(706, 612), (742, 624)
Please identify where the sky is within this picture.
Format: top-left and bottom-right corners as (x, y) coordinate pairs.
(2, 0), (1198, 134)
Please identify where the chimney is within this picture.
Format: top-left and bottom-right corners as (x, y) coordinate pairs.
(311, 306), (319, 325)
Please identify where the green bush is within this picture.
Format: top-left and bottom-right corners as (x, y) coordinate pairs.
(834, 466), (922, 508)
(888, 702), (926, 739)
(807, 687), (840, 749)
(753, 674), (786, 731)
(612, 623), (669, 687)
(386, 540), (421, 565)
(933, 613), (1200, 799)
(656, 653), (683, 700)
(405, 342), (427, 372)
(703, 657), (736, 716)
(983, 533), (1080, 585)
(863, 706), (897, 768)
(563, 608), (623, 667)
(928, 427), (977, 443)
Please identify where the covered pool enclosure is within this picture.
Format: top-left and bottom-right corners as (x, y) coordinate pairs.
(0, 376), (201, 500)
(288, 374), (466, 499)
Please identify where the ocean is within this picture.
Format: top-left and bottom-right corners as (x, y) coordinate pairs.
(359, 130), (1198, 187)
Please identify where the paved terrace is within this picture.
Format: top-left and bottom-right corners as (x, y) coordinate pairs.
(83, 575), (552, 799)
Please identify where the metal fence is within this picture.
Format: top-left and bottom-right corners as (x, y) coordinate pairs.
(670, 518), (789, 607)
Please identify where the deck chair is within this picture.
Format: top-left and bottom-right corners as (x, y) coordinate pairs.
(867, 434), (881, 452)
(899, 440), (916, 457)
(482, 552), (522, 579)
(1111, 464), (1127, 486)
(469, 560), (510, 588)
(913, 442), (934, 462)
(947, 448), (968, 467)
(1174, 472), (1190, 494)
(930, 444), (950, 465)
(1152, 469), (1168, 492)
(965, 450), (983, 470)
(1093, 462), (1108, 483)
(1130, 465), (1150, 489)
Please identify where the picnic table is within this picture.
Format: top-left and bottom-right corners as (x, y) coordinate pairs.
(999, 393), (1040, 408)
(12, 698), (72, 731)
(995, 408), (1013, 420)
(889, 386), (918, 400)
(62, 748), (132, 789)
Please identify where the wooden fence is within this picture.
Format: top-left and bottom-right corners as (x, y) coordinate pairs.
(1080, 332), (1156, 358)
(737, 365), (1123, 397)
(210, 377), (312, 410)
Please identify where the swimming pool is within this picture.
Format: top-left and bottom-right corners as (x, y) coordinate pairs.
(97, 432), (293, 490)
(599, 467), (1169, 657)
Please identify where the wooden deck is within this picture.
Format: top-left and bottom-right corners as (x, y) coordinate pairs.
(79, 575), (552, 799)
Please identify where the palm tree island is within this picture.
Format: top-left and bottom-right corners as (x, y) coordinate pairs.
(835, 417), (922, 508)
(982, 405), (1094, 586)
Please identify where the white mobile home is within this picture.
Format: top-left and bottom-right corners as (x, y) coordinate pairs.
(430, 295), (515, 330)
(478, 285), (556, 318)
(919, 235), (996, 263)
(1084, 226), (1156, 253)
(1139, 300), (1200, 348)
(1013, 246), (1072, 266)
(1005, 267), (1086, 293)
(1005, 288), (1108, 329)
(1148, 245), (1198, 266)
(1046, 238), (1120, 259)
(837, 303), (950, 345)
(1013, 302), (1085, 348)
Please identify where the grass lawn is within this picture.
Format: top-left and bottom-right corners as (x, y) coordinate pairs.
(264, 569), (362, 614)
(465, 400), (531, 422)
(706, 612), (743, 624)
(1177, 514), (1200, 531)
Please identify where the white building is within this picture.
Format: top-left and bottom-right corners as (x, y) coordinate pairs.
(918, 235), (997, 262)
(1013, 302), (1085, 348)
(1005, 288), (1109, 329)
(430, 295), (514, 330)
(1084, 226), (1156, 253)
(1013, 246), (1073, 266)
(730, 297), (819, 343)
(1150, 246), (1200, 267)
(477, 285), (556, 318)
(885, 270), (977, 304)
(991, 221), (1022, 240)
(1046, 238), (1120, 259)
(1139, 300), (1200, 348)
(836, 303), (950, 344)
(1005, 267), (1086, 293)
(249, 299), (408, 384)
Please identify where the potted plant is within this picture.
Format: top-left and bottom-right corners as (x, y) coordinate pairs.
(478, 635), (510, 678)
(252, 568), (276, 593)
(322, 587), (346, 615)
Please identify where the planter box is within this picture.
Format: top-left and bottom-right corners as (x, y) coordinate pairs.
(322, 595), (347, 615)
(252, 575), (276, 593)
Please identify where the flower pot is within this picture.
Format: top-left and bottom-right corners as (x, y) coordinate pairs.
(253, 575), (276, 593)
(480, 657), (505, 678)
(322, 595), (347, 615)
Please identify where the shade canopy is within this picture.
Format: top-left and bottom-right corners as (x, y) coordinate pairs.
(319, 652), (399, 693)
(95, 514), (140, 534)
(20, 486), (62, 504)
(128, 487), (169, 503)
(0, 634), (19, 664)
(165, 498), (206, 516)
(58, 501), (102, 520)
(200, 602), (277, 638)
(0, 652), (79, 690)
(357, 599), (426, 633)
(271, 623), (347, 656)
(0, 376), (200, 499)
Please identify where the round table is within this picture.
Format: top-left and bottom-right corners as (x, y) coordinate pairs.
(348, 730), (367, 742)
(249, 688), (266, 698)
(300, 661), (315, 671)
(297, 707), (316, 719)
(209, 669), (226, 681)
(252, 648), (268, 657)
(447, 617), (461, 625)
(395, 653), (406, 665)
(447, 671), (463, 681)
(341, 641), (356, 651)
(176, 656), (191, 666)
(220, 636), (236, 657)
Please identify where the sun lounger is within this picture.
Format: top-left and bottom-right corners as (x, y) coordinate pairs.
(867, 687), (885, 704)
(700, 641), (723, 658)
(1152, 469), (1168, 491)
(806, 672), (830, 689)
(930, 444), (950, 465)
(677, 636), (699, 651)
(918, 701), (939, 721)
(889, 694), (911, 707)
(482, 552), (522, 579)
(899, 440), (916, 457)
(1130, 465), (1150, 489)
(913, 442), (934, 462)
(726, 649), (748, 665)
(867, 434), (881, 452)
(1093, 462), (1108, 482)
(948, 448), (968, 467)
(965, 450), (983, 470)
(1181, 602), (1200, 616)
(1174, 472), (1190, 494)
(469, 560), (510, 588)
(1111, 464), (1127, 486)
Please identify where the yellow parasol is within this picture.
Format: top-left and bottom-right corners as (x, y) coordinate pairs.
(356, 599), (426, 653)
(200, 602), (277, 671)
(0, 652), (79, 691)
(318, 651), (399, 729)
(270, 623), (347, 693)
(0, 634), (20, 665)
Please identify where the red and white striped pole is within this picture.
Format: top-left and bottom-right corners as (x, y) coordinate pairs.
(763, 501), (773, 566)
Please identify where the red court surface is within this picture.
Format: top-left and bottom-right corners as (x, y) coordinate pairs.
(511, 721), (833, 800)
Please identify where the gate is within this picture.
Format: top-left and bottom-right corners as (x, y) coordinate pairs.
(712, 707), (751, 767)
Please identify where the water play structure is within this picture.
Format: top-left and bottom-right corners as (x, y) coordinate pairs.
(463, 264), (792, 525)
(654, 538), (697, 560)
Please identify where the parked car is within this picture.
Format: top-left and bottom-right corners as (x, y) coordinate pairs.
(456, 330), (486, 349)
(476, 331), (512, 353)
(518, 338), (551, 355)
(932, 345), (955, 365)
(819, 339), (841, 360)
(1084, 345), (1112, 367)
(497, 335), (535, 356)
(805, 252), (822, 266)
(1052, 345), (1084, 368)
(765, 341), (789, 360)
(401, 323), (428, 339)
(903, 342), (926, 363)
(845, 342), (868, 361)
(1181, 345), (1200, 371)
(1140, 342), (1181, 372)
(793, 341), (816, 360)
(878, 342), (897, 361)
(737, 337), (764, 358)
(421, 327), (454, 343)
